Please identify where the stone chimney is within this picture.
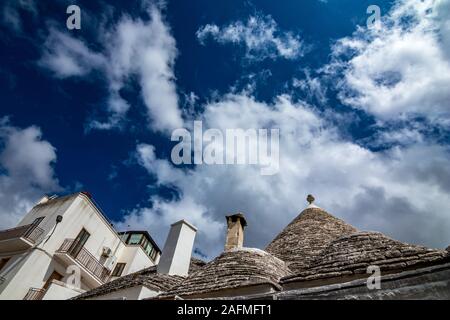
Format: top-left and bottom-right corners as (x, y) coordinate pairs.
(157, 220), (197, 276)
(225, 213), (247, 251)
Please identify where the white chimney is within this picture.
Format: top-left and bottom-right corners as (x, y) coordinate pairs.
(157, 220), (197, 276)
(37, 195), (50, 205)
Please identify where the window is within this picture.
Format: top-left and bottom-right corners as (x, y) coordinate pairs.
(0, 258), (11, 272)
(121, 232), (159, 260)
(31, 217), (45, 226)
(120, 233), (129, 243)
(140, 237), (149, 248)
(23, 217), (46, 240)
(111, 263), (126, 277)
(69, 228), (90, 257)
(128, 234), (142, 245)
(150, 249), (158, 261)
(142, 242), (156, 258)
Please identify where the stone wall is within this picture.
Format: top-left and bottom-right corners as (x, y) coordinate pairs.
(278, 262), (450, 300)
(216, 262), (450, 300)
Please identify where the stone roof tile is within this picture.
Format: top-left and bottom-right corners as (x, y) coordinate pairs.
(282, 231), (450, 285)
(265, 207), (357, 273)
(157, 248), (292, 299)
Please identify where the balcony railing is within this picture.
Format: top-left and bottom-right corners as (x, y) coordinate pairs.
(23, 288), (46, 300)
(0, 224), (44, 244)
(56, 239), (110, 283)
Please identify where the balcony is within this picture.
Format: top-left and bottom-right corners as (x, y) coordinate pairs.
(55, 239), (110, 286)
(23, 287), (46, 300)
(0, 224), (44, 253)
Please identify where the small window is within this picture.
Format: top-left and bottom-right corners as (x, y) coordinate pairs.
(120, 233), (129, 243)
(144, 243), (154, 257)
(128, 234), (142, 245)
(31, 217), (45, 226)
(150, 249), (158, 261)
(111, 263), (126, 277)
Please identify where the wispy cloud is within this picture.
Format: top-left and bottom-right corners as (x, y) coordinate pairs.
(292, 69), (328, 105)
(39, 28), (106, 78)
(38, 5), (183, 134)
(1, 0), (37, 33)
(197, 14), (304, 61)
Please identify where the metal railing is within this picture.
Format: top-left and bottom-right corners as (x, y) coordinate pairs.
(0, 224), (44, 243)
(23, 287), (46, 300)
(56, 239), (110, 283)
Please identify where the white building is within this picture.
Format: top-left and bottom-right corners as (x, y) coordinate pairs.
(0, 192), (163, 300)
(74, 219), (200, 300)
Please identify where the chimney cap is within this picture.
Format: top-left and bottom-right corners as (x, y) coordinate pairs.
(170, 219), (198, 232)
(226, 213), (247, 227)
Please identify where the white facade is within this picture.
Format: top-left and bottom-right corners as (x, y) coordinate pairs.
(81, 219), (198, 300)
(0, 192), (161, 300)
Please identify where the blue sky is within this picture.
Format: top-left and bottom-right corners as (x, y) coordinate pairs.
(1, 0), (450, 259)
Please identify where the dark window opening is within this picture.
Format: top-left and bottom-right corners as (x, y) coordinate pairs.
(111, 263), (126, 277)
(69, 228), (90, 258)
(31, 217), (45, 226)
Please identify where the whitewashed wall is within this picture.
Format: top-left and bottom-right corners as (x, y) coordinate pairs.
(0, 193), (155, 299)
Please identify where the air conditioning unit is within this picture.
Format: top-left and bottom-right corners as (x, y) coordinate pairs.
(102, 247), (112, 257)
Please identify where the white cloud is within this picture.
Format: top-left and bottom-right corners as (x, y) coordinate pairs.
(39, 5), (183, 133)
(102, 8), (182, 132)
(329, 0), (450, 124)
(197, 15), (303, 61)
(39, 28), (106, 78)
(118, 93), (450, 259)
(293, 70), (328, 105)
(0, 119), (61, 229)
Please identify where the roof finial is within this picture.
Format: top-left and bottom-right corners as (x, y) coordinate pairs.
(307, 194), (315, 205)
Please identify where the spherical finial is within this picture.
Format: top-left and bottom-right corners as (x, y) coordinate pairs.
(307, 194), (315, 204)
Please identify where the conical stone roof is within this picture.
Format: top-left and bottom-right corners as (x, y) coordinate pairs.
(157, 247), (292, 299)
(265, 205), (358, 273)
(282, 231), (450, 285)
